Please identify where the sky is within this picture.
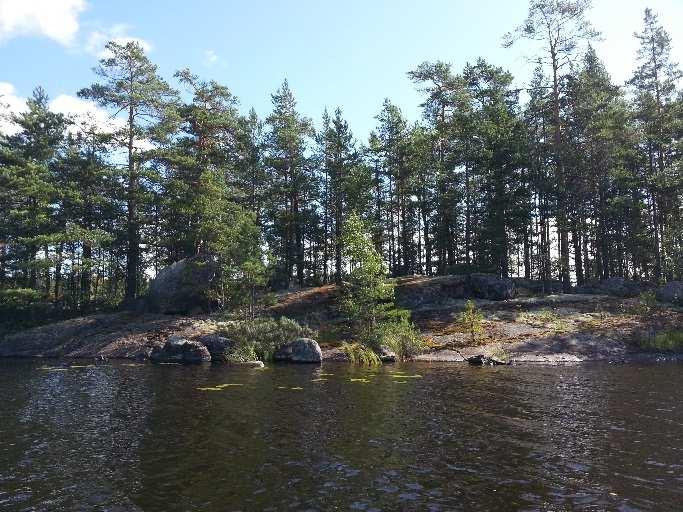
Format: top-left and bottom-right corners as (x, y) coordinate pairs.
(1, 0), (682, 139)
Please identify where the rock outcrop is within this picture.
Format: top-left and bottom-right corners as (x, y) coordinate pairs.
(396, 273), (516, 307)
(466, 354), (510, 366)
(575, 277), (652, 298)
(150, 335), (211, 363)
(146, 255), (218, 314)
(468, 273), (516, 301)
(273, 338), (323, 363)
(513, 278), (563, 296)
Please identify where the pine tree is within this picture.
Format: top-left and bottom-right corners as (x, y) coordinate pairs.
(0, 87), (66, 292)
(505, 0), (600, 291)
(264, 80), (314, 288)
(318, 107), (369, 283)
(628, 8), (683, 281)
(79, 41), (178, 301)
(52, 126), (117, 309)
(463, 59), (528, 278)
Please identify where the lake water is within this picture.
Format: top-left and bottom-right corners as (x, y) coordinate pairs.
(0, 360), (681, 511)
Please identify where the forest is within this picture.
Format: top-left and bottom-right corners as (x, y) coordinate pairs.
(0, 2), (681, 321)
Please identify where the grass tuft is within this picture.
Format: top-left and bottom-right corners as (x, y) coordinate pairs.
(341, 342), (382, 366)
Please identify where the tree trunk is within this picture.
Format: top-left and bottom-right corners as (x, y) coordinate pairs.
(124, 99), (139, 301)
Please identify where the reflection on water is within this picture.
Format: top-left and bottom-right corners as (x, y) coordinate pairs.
(0, 360), (681, 511)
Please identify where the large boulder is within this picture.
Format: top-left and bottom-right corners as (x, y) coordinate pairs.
(194, 334), (264, 366)
(656, 281), (683, 306)
(146, 255), (218, 314)
(467, 273), (516, 301)
(396, 275), (469, 308)
(396, 273), (516, 307)
(513, 278), (563, 296)
(273, 338), (323, 363)
(575, 277), (653, 298)
(196, 334), (236, 361)
(150, 335), (211, 363)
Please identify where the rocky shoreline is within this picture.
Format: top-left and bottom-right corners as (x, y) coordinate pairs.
(1, 298), (682, 365)
(2, 276), (682, 365)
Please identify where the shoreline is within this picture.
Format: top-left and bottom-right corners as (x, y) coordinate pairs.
(3, 353), (683, 366)
(1, 290), (682, 366)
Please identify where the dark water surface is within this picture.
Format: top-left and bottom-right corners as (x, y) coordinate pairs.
(0, 360), (681, 511)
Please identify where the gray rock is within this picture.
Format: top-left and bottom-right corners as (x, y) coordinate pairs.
(378, 346), (397, 363)
(575, 277), (653, 298)
(466, 354), (510, 366)
(150, 335), (211, 363)
(655, 281), (683, 306)
(396, 273), (516, 306)
(396, 275), (469, 308)
(196, 334), (236, 361)
(273, 338), (322, 363)
(468, 273), (516, 300)
(513, 278), (563, 295)
(146, 255), (218, 314)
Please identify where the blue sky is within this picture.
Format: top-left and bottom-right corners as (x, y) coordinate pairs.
(1, 0), (682, 139)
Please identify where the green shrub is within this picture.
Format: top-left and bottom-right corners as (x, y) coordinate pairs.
(0, 288), (43, 307)
(459, 300), (484, 344)
(639, 331), (683, 352)
(341, 342), (381, 366)
(633, 291), (658, 316)
(216, 316), (315, 361)
(376, 318), (424, 360)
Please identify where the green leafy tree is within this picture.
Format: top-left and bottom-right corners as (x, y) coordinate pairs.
(340, 212), (395, 345)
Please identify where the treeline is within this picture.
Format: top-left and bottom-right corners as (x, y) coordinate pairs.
(0, 2), (681, 316)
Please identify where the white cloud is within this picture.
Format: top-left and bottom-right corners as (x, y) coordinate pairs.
(0, 81), (27, 135)
(0, 82), (154, 153)
(0, 0), (86, 46)
(0, 82), (120, 137)
(50, 93), (123, 135)
(203, 49), (219, 67)
(85, 23), (152, 59)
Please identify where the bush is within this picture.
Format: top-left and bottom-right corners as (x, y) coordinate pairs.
(0, 288), (43, 307)
(216, 316), (315, 361)
(341, 342), (381, 366)
(0, 288), (64, 335)
(375, 318), (424, 360)
(459, 300), (484, 344)
(639, 331), (683, 352)
(633, 291), (658, 316)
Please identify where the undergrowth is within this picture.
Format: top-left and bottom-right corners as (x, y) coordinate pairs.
(341, 342), (382, 366)
(639, 330), (683, 352)
(215, 316), (315, 361)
